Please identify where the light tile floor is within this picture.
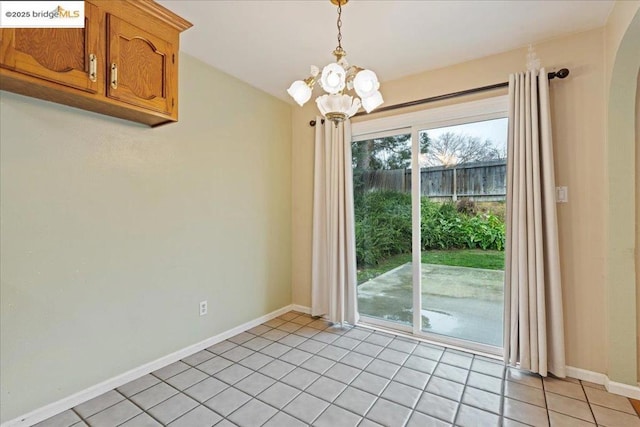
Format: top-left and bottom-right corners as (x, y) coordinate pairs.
(36, 311), (640, 427)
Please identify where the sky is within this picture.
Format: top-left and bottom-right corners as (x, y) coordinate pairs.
(423, 117), (508, 152)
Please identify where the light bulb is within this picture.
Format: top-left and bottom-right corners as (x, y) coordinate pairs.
(327, 73), (340, 87)
(320, 63), (346, 94)
(361, 90), (383, 113)
(287, 80), (312, 106)
(353, 69), (380, 98)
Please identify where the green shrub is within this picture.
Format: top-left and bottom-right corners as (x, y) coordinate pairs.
(354, 191), (505, 266)
(354, 191), (412, 265)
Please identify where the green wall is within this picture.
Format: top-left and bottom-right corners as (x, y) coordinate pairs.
(0, 53), (292, 422)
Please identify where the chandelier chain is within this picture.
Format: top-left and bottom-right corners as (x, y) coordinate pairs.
(336, 2), (342, 51)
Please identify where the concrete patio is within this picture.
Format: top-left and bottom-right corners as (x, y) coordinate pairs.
(357, 263), (504, 347)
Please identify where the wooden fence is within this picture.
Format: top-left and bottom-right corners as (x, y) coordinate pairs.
(357, 159), (506, 201)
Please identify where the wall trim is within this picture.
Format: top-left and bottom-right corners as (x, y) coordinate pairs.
(606, 379), (640, 400)
(565, 366), (609, 385)
(566, 366), (640, 399)
(1, 304), (296, 427)
(291, 304), (311, 314)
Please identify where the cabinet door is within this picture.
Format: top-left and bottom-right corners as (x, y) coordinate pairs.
(0, 1), (100, 93)
(106, 14), (176, 115)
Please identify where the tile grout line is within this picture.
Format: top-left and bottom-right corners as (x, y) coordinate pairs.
(47, 316), (367, 425)
(60, 312), (590, 427)
(578, 380), (598, 425)
(399, 345), (503, 425)
(137, 327), (288, 424)
(147, 370), (218, 422)
(541, 375), (551, 427)
(115, 389), (166, 427)
(499, 364), (506, 427)
(450, 353), (473, 426)
(93, 390), (138, 427)
(281, 320), (392, 425)
(588, 401), (640, 418)
(298, 325), (394, 424)
(309, 326), (418, 423)
(70, 390), (129, 426)
(192, 315), (312, 425)
(541, 377), (620, 424)
(210, 317), (369, 426)
(202, 318), (315, 425)
(306, 324), (390, 425)
(69, 408), (87, 426)
(91, 319), (452, 426)
(358, 337), (419, 427)
(375, 334), (443, 423)
(399, 341), (448, 425)
(298, 342), (373, 425)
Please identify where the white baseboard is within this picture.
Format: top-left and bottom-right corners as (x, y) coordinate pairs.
(565, 366), (608, 385)
(566, 365), (640, 399)
(606, 379), (640, 400)
(291, 304), (311, 315)
(1, 304), (296, 427)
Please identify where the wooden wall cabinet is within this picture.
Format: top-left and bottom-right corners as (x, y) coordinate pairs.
(0, 0), (192, 127)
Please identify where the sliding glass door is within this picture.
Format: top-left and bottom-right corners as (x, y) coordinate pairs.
(352, 97), (508, 355)
(417, 119), (507, 351)
(352, 130), (414, 332)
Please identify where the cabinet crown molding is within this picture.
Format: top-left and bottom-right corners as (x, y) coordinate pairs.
(125, 0), (193, 32)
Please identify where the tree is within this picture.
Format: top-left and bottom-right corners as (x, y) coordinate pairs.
(421, 132), (504, 167)
(352, 133), (430, 170)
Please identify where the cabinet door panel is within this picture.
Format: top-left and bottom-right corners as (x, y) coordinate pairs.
(107, 14), (175, 115)
(0, 1), (100, 93)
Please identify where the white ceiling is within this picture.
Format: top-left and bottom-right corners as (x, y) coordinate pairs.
(158, 0), (614, 102)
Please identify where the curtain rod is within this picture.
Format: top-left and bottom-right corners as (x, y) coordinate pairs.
(309, 68), (569, 127)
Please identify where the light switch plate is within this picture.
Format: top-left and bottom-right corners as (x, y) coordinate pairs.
(556, 186), (568, 203)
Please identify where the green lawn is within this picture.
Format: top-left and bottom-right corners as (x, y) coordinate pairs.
(357, 249), (504, 284)
(422, 249), (505, 270)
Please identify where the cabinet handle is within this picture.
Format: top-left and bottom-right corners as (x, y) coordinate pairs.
(110, 63), (118, 89)
(89, 54), (97, 82)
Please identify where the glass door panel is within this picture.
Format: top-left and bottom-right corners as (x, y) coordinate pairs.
(417, 118), (508, 348)
(352, 132), (414, 327)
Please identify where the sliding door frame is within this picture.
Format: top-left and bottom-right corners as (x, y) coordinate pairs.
(352, 95), (509, 357)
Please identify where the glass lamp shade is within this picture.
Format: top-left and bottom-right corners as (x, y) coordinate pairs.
(316, 94), (362, 122)
(287, 80), (313, 106)
(361, 90), (384, 113)
(353, 69), (380, 98)
(319, 63), (346, 94)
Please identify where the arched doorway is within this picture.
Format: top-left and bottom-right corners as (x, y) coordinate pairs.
(606, 7), (640, 385)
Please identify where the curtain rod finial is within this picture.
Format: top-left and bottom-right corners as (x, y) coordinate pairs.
(549, 68), (570, 80)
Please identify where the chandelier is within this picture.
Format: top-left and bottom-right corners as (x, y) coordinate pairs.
(287, 0), (383, 124)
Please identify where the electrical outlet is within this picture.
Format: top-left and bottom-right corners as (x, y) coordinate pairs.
(199, 301), (207, 316)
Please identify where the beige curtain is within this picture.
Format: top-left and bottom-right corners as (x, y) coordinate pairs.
(504, 69), (566, 377)
(311, 118), (358, 325)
